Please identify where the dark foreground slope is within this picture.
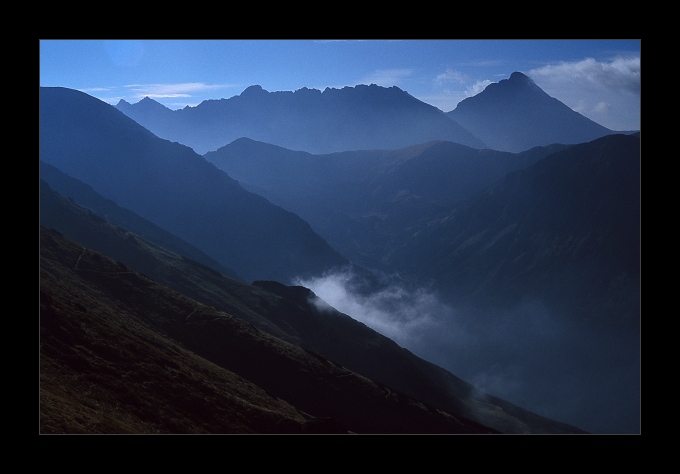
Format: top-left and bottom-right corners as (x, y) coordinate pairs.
(39, 184), (585, 434)
(39, 86), (347, 284)
(40, 226), (498, 434)
(116, 84), (486, 154)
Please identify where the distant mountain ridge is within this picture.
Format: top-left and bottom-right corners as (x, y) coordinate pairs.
(447, 72), (619, 152)
(116, 83), (487, 154)
(40, 86), (348, 283)
(205, 137), (569, 269)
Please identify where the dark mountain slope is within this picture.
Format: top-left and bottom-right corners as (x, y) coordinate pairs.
(117, 84), (486, 154)
(205, 134), (640, 433)
(205, 138), (570, 269)
(39, 162), (241, 281)
(387, 133), (640, 323)
(447, 72), (618, 153)
(39, 86), (348, 284)
(39, 185), (584, 433)
(40, 226), (498, 434)
(382, 133), (640, 433)
(39, 227), (317, 434)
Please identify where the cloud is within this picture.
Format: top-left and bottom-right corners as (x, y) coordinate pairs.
(294, 267), (639, 432)
(528, 56), (640, 130)
(123, 82), (238, 101)
(592, 101), (611, 113)
(295, 269), (449, 345)
(358, 68), (413, 87)
(428, 56), (640, 129)
(81, 87), (113, 93)
(435, 68), (470, 85)
(421, 69), (493, 112)
(467, 79), (492, 96)
(529, 56), (640, 95)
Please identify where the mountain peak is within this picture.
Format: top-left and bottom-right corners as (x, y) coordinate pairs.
(448, 71), (613, 152)
(240, 85), (267, 97)
(509, 71), (531, 81)
(132, 96), (171, 111)
(502, 71), (542, 93)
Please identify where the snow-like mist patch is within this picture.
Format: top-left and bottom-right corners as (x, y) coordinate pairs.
(294, 267), (640, 433)
(294, 268), (469, 347)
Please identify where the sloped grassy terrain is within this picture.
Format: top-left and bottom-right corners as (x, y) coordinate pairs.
(40, 227), (496, 434)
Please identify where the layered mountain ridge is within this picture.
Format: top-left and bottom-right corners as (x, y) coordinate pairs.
(116, 83), (487, 154)
(40, 86), (347, 284)
(203, 132), (641, 434)
(40, 77), (640, 433)
(39, 185), (585, 433)
(116, 73), (626, 155)
(205, 137), (570, 269)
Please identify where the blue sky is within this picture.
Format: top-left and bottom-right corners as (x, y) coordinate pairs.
(40, 39), (641, 131)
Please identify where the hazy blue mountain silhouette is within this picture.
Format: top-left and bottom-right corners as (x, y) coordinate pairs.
(205, 137), (570, 269)
(447, 72), (620, 153)
(40, 86), (348, 283)
(117, 84), (486, 154)
(39, 163), (242, 281)
(386, 133), (640, 318)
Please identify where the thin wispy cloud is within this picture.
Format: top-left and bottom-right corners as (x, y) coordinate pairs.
(294, 269), (450, 346)
(358, 68), (413, 87)
(529, 56), (640, 95)
(435, 68), (470, 85)
(528, 56), (640, 130)
(424, 68), (494, 112)
(467, 79), (493, 96)
(81, 87), (114, 93)
(124, 82), (238, 101)
(434, 68), (493, 96)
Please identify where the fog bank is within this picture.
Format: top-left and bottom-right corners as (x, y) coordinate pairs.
(295, 268), (640, 434)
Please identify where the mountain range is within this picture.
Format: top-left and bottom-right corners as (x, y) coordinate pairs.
(39, 76), (640, 433)
(202, 132), (641, 434)
(39, 185), (585, 433)
(116, 72), (625, 155)
(116, 84), (486, 154)
(204, 137), (571, 270)
(40, 86), (347, 284)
